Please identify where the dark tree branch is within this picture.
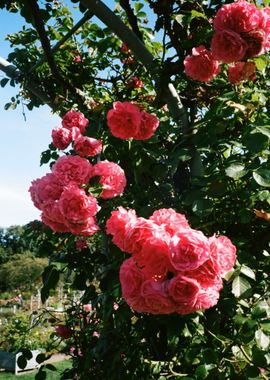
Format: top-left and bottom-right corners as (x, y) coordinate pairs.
(119, 0), (143, 41)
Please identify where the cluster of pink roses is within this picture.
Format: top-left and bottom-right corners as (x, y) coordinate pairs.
(52, 110), (102, 157)
(106, 207), (236, 315)
(29, 111), (126, 235)
(107, 101), (159, 140)
(184, 0), (270, 83)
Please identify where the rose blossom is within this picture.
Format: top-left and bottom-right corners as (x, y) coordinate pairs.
(184, 258), (222, 291)
(133, 76), (144, 88)
(241, 29), (265, 58)
(150, 208), (190, 236)
(41, 201), (68, 233)
(169, 229), (210, 271)
(67, 216), (100, 236)
(59, 185), (99, 223)
(62, 110), (89, 134)
(213, 0), (263, 34)
(211, 30), (248, 63)
(52, 155), (93, 186)
(228, 61), (256, 84)
(52, 127), (72, 150)
(107, 101), (142, 139)
(140, 280), (176, 314)
(106, 207), (137, 251)
(209, 235), (236, 277)
(55, 325), (72, 339)
(92, 160), (126, 199)
(184, 45), (220, 82)
(168, 275), (200, 315)
(134, 111), (159, 140)
(259, 7), (270, 52)
(74, 135), (102, 157)
(29, 173), (63, 210)
(76, 236), (89, 250)
(120, 257), (147, 312)
(194, 286), (220, 311)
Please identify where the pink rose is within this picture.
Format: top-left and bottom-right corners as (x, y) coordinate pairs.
(209, 235), (236, 277)
(241, 29), (265, 58)
(194, 286), (220, 311)
(74, 135), (102, 157)
(184, 45), (221, 82)
(140, 280), (176, 314)
(106, 207), (137, 251)
(167, 275), (200, 314)
(73, 55), (81, 62)
(29, 173), (63, 210)
(213, 0), (263, 34)
(92, 160), (126, 199)
(41, 201), (68, 233)
(107, 101), (141, 140)
(228, 61), (256, 84)
(62, 110), (89, 134)
(119, 258), (147, 312)
(133, 76), (144, 88)
(259, 8), (270, 52)
(76, 236), (88, 250)
(149, 208), (190, 236)
(184, 258), (222, 291)
(211, 30), (248, 63)
(169, 229), (210, 272)
(52, 155), (93, 186)
(134, 111), (159, 140)
(59, 185), (99, 223)
(52, 127), (72, 150)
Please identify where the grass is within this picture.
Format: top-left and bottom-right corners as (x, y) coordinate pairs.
(0, 359), (72, 379)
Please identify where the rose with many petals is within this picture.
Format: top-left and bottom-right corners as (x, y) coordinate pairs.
(150, 208), (190, 236)
(62, 110), (89, 134)
(29, 173), (63, 210)
(213, 0), (263, 34)
(141, 280), (175, 314)
(259, 7), (270, 52)
(106, 207), (137, 251)
(228, 61), (256, 83)
(67, 216), (100, 236)
(168, 275), (200, 314)
(134, 111), (159, 140)
(119, 258), (147, 312)
(41, 202), (68, 233)
(59, 184), (99, 223)
(92, 160), (126, 199)
(74, 135), (103, 157)
(169, 229), (210, 272)
(52, 155), (93, 186)
(107, 101), (141, 139)
(55, 325), (72, 339)
(184, 45), (220, 82)
(52, 127), (72, 150)
(209, 235), (236, 277)
(211, 30), (248, 63)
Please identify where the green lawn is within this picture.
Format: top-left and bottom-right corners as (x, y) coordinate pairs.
(0, 360), (72, 380)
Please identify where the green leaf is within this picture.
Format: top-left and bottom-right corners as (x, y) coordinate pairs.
(255, 329), (269, 350)
(195, 364), (209, 379)
(232, 275), (251, 298)
(253, 169), (270, 187)
(192, 199), (213, 217)
(45, 363), (56, 371)
(0, 78), (9, 87)
(225, 163), (247, 179)
(191, 10), (207, 20)
(252, 125), (270, 139)
(240, 265), (256, 280)
(17, 355), (27, 369)
(35, 370), (47, 380)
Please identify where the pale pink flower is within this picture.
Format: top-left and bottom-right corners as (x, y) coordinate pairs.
(209, 235), (236, 277)
(29, 173), (63, 210)
(52, 155), (93, 186)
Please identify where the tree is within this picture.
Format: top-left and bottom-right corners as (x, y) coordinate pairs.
(1, 0), (270, 379)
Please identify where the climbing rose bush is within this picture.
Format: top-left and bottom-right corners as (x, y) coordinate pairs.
(106, 207), (236, 315)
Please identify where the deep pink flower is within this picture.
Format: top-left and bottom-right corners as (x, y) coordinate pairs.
(211, 30), (248, 63)
(184, 45), (220, 82)
(74, 135), (102, 157)
(209, 235), (236, 277)
(168, 275), (200, 315)
(149, 208), (190, 236)
(59, 184), (99, 223)
(194, 286), (220, 311)
(41, 202), (68, 233)
(228, 61), (256, 83)
(241, 29), (265, 58)
(62, 110), (89, 134)
(73, 55), (81, 62)
(29, 173), (63, 210)
(92, 160), (126, 199)
(55, 325), (72, 339)
(133, 76), (144, 88)
(67, 217), (100, 236)
(140, 280), (176, 314)
(134, 111), (159, 140)
(52, 155), (93, 186)
(107, 101), (142, 139)
(169, 229), (210, 271)
(106, 207), (137, 251)
(213, 0), (263, 34)
(52, 127), (72, 150)
(259, 7), (270, 52)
